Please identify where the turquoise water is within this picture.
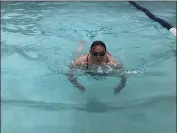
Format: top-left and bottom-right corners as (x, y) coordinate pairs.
(1, 2), (176, 133)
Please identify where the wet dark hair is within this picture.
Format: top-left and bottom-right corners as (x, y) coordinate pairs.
(90, 41), (107, 51)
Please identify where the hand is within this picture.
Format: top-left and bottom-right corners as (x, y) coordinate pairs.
(76, 84), (86, 92)
(114, 84), (124, 94)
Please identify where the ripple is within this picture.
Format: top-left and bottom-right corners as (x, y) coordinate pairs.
(2, 92), (175, 113)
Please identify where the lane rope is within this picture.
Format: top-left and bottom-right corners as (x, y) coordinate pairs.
(129, 1), (176, 37)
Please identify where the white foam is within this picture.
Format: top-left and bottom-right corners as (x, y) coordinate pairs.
(97, 66), (103, 73)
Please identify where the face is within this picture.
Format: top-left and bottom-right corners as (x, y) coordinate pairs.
(91, 45), (106, 62)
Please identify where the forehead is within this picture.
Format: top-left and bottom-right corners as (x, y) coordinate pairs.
(92, 45), (105, 51)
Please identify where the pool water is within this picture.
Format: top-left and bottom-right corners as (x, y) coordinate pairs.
(1, 2), (176, 133)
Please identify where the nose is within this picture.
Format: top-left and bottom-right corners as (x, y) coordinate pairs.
(97, 55), (100, 58)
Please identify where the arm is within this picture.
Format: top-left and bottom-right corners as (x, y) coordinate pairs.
(114, 73), (128, 94)
(107, 55), (128, 94)
(114, 63), (128, 94)
(67, 58), (86, 92)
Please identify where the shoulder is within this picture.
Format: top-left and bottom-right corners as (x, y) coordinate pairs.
(106, 53), (122, 69)
(72, 54), (88, 67)
(106, 53), (119, 64)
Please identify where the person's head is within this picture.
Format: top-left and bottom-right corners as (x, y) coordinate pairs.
(90, 41), (107, 62)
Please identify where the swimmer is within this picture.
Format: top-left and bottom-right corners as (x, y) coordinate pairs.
(67, 40), (128, 94)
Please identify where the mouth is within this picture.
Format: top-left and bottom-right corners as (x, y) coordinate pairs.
(96, 59), (100, 62)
